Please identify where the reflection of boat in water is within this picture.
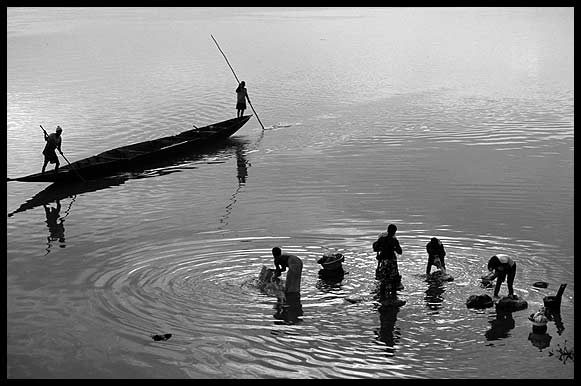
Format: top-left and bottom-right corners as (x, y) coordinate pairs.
(8, 137), (251, 218)
(8, 176), (129, 218)
(8, 115), (251, 183)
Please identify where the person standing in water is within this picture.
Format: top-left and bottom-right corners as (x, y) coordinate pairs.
(272, 247), (303, 294)
(235, 81), (248, 118)
(373, 224), (403, 298)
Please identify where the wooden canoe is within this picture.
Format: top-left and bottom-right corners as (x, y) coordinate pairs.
(8, 115), (251, 183)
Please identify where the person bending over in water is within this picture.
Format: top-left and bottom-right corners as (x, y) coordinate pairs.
(373, 223), (403, 298)
(272, 247), (303, 295)
(485, 254), (517, 299)
(426, 237), (447, 276)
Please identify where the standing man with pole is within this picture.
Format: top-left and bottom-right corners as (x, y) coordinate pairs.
(41, 125), (63, 174)
(210, 34), (266, 130)
(236, 80), (248, 118)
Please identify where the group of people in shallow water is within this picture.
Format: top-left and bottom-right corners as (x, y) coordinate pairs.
(269, 223), (517, 302)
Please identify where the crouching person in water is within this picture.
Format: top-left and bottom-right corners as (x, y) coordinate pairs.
(272, 247), (303, 295)
(373, 224), (403, 298)
(426, 237), (447, 276)
(486, 254), (517, 299)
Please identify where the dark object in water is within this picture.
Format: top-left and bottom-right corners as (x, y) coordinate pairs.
(8, 116), (252, 183)
(318, 267), (345, 279)
(380, 298), (406, 308)
(466, 294), (493, 309)
(496, 295), (528, 312)
(543, 283), (567, 310)
(428, 270), (454, 282)
(152, 333), (172, 341)
(532, 281), (549, 288)
(317, 253), (344, 271)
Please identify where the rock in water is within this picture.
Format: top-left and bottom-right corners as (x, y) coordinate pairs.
(380, 298), (406, 307)
(466, 294), (494, 309)
(496, 295), (528, 312)
(429, 271), (454, 282)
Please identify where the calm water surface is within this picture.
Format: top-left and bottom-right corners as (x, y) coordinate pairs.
(6, 7), (574, 378)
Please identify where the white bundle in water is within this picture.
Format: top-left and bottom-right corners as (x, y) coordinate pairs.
(257, 266), (285, 298)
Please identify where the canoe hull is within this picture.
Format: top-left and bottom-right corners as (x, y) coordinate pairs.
(9, 115), (251, 183)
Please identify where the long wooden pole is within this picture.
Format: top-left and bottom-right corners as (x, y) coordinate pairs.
(210, 34), (265, 130)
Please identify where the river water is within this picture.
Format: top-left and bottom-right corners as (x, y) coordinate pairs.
(6, 7), (574, 378)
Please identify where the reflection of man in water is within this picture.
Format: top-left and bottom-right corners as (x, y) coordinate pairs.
(376, 305), (401, 356)
(274, 292), (303, 325)
(236, 146), (249, 184)
(44, 200), (65, 247)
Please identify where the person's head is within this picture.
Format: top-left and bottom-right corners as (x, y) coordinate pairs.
(272, 247), (282, 258)
(240, 81), (245, 87)
(487, 255), (501, 271)
(387, 224), (397, 235)
(56, 126), (62, 135)
(431, 237), (438, 244)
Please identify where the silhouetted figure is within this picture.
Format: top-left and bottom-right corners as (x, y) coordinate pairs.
(272, 247), (303, 296)
(373, 224), (403, 299)
(485, 254), (517, 298)
(235, 81), (248, 118)
(426, 237), (447, 276)
(42, 126), (63, 173)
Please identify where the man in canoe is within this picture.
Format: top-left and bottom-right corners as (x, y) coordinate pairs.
(272, 247), (303, 296)
(41, 125), (63, 174)
(236, 81), (248, 118)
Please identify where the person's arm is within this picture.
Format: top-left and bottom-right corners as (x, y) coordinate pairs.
(394, 238), (402, 255)
(440, 244), (446, 257)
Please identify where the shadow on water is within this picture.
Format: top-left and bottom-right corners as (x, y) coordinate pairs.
(273, 292), (304, 325)
(315, 268), (346, 292)
(485, 310), (515, 341)
(424, 279), (447, 312)
(7, 137), (252, 219)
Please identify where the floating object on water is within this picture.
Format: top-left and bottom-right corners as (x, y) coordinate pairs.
(466, 294), (494, 309)
(543, 283), (567, 310)
(529, 308), (549, 327)
(496, 295), (528, 312)
(317, 253), (344, 271)
(532, 281), (549, 288)
(152, 333), (172, 341)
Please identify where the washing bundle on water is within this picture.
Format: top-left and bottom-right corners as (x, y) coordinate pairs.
(257, 265), (285, 297)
